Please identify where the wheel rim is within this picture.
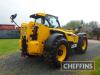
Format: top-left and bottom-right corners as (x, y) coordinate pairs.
(57, 44), (67, 62)
(82, 40), (86, 50)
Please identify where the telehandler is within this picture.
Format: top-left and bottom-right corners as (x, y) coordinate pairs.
(10, 13), (88, 68)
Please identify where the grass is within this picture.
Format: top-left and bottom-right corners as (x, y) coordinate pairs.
(79, 56), (100, 75)
(0, 39), (20, 56)
(91, 56), (100, 75)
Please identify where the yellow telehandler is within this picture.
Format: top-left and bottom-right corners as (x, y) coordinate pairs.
(10, 13), (88, 68)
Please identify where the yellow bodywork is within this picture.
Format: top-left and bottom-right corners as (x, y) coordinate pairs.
(20, 21), (79, 56)
(50, 28), (79, 43)
(20, 13), (79, 56)
(20, 21), (50, 55)
(36, 13), (46, 16)
(28, 41), (40, 54)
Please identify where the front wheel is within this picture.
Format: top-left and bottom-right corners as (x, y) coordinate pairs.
(75, 37), (88, 54)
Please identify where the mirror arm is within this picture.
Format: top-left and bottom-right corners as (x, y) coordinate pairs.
(12, 20), (19, 27)
(10, 17), (19, 27)
(10, 14), (19, 28)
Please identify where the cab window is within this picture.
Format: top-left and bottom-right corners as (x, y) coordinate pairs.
(35, 18), (42, 24)
(46, 16), (60, 28)
(44, 19), (49, 26)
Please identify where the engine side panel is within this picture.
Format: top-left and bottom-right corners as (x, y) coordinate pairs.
(50, 28), (79, 43)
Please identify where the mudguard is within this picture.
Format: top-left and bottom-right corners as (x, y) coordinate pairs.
(44, 33), (64, 48)
(77, 32), (87, 37)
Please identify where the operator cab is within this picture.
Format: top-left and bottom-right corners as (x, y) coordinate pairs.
(30, 13), (61, 28)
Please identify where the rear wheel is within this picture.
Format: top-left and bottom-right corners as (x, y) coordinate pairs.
(75, 37), (88, 54)
(57, 44), (67, 62)
(43, 37), (68, 68)
(26, 54), (35, 57)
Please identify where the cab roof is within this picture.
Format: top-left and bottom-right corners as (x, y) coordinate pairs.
(36, 13), (46, 16)
(30, 13), (58, 19)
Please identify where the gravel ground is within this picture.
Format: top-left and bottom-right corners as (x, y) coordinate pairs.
(0, 40), (100, 75)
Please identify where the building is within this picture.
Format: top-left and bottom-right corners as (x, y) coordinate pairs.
(0, 24), (20, 39)
(0, 24), (15, 30)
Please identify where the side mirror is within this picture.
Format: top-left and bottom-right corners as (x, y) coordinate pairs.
(10, 14), (17, 23)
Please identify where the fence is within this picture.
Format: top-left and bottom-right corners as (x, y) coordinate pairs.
(0, 30), (20, 39)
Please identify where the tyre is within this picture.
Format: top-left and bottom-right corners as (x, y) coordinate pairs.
(26, 54), (34, 57)
(43, 37), (68, 68)
(75, 37), (88, 54)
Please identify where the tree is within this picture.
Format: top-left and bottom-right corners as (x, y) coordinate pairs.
(88, 21), (98, 29)
(63, 20), (82, 30)
(92, 27), (100, 40)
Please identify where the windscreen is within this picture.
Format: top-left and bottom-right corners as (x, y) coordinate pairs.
(46, 15), (60, 28)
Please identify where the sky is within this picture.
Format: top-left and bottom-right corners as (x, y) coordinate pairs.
(0, 0), (100, 26)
